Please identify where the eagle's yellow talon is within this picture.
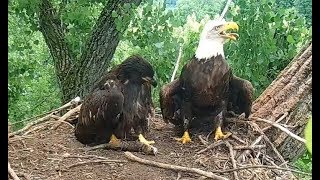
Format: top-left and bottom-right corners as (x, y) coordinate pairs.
(109, 134), (121, 146)
(138, 134), (155, 146)
(214, 127), (232, 141)
(175, 131), (192, 144)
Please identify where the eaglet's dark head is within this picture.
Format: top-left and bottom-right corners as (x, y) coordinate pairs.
(117, 55), (157, 87)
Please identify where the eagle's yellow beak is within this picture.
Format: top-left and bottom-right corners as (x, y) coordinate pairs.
(218, 22), (239, 41)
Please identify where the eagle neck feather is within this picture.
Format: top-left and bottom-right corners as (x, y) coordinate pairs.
(195, 39), (225, 60)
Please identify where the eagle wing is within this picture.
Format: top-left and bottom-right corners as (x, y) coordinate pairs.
(159, 79), (182, 125)
(228, 75), (254, 118)
(75, 84), (124, 145)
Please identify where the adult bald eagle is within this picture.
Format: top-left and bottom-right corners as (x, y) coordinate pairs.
(160, 19), (254, 144)
(75, 55), (157, 146)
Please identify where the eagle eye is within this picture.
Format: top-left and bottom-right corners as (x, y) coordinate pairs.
(214, 25), (221, 31)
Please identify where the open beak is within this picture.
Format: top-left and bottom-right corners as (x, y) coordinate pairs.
(218, 22), (239, 41)
(142, 77), (157, 87)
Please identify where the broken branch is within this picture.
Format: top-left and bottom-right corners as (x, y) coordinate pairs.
(225, 141), (239, 180)
(197, 141), (224, 154)
(124, 151), (228, 180)
(9, 113), (54, 137)
(252, 117), (306, 143)
(51, 104), (82, 130)
(8, 162), (20, 180)
(216, 165), (311, 176)
(85, 141), (158, 156)
(66, 159), (125, 169)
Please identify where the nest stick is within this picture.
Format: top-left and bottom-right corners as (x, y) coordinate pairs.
(197, 141), (224, 154)
(215, 165), (311, 176)
(66, 159), (126, 169)
(171, 44), (183, 82)
(9, 113), (54, 137)
(225, 141), (239, 180)
(51, 104), (82, 130)
(124, 151), (228, 180)
(252, 117), (306, 143)
(86, 141), (158, 156)
(8, 162), (20, 180)
(261, 112), (288, 132)
(236, 135), (263, 162)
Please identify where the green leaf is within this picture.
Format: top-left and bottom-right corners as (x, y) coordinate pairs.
(286, 35), (295, 43)
(111, 11), (118, 18)
(33, 40), (39, 45)
(305, 117), (312, 155)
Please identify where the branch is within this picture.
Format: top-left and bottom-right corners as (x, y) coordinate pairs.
(8, 162), (20, 180)
(252, 117), (306, 143)
(10, 96), (81, 125)
(225, 141), (239, 180)
(215, 165), (311, 176)
(261, 112), (288, 132)
(124, 151), (228, 180)
(236, 135), (263, 162)
(51, 104), (82, 130)
(86, 141), (158, 155)
(196, 141), (224, 154)
(9, 113), (54, 137)
(62, 154), (126, 162)
(66, 159), (126, 169)
(171, 44), (183, 82)
(219, 0), (233, 20)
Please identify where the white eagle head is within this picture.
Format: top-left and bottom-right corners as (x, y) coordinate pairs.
(195, 18), (239, 59)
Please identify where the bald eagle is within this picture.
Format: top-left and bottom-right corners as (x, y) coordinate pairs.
(160, 19), (254, 144)
(75, 55), (157, 146)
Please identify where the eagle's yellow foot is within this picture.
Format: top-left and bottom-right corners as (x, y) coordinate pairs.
(175, 131), (192, 144)
(214, 127), (232, 141)
(138, 134), (155, 146)
(109, 134), (121, 146)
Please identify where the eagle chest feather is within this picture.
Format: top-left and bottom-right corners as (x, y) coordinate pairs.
(182, 55), (231, 107)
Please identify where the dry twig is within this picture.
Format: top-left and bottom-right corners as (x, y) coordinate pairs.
(261, 112), (288, 132)
(8, 162), (20, 180)
(124, 151), (228, 180)
(252, 117), (306, 143)
(236, 135), (263, 162)
(198, 135), (209, 145)
(171, 44), (183, 82)
(214, 165), (311, 176)
(51, 104), (82, 130)
(9, 113), (54, 137)
(225, 141), (239, 180)
(197, 141), (224, 154)
(66, 159), (126, 169)
(17, 173), (32, 180)
(62, 154), (126, 162)
(233, 145), (266, 150)
(85, 141), (158, 155)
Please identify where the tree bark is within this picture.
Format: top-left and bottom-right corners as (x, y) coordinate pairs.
(39, 0), (142, 103)
(250, 42), (312, 161)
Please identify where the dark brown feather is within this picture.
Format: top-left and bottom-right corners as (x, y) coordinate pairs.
(159, 54), (254, 134)
(75, 55), (156, 145)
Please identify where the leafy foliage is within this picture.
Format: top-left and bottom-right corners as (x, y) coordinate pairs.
(225, 0), (311, 97)
(293, 152), (312, 179)
(8, 10), (61, 130)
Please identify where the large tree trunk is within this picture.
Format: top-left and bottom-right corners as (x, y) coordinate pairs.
(39, 0), (142, 103)
(250, 42), (312, 161)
